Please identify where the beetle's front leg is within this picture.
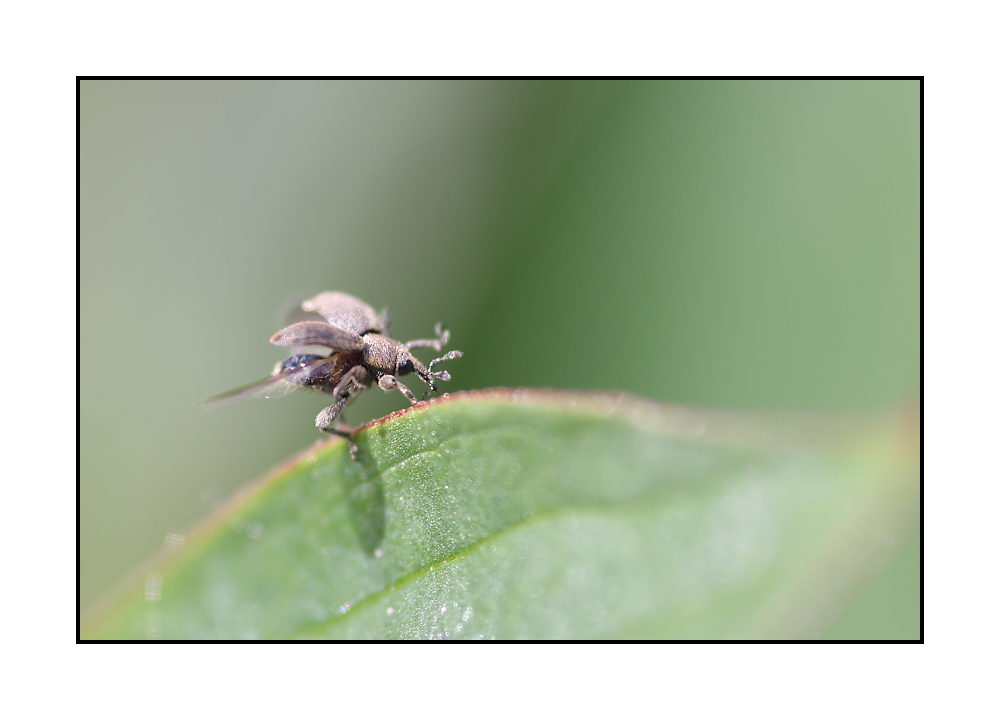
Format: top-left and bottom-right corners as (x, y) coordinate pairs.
(378, 374), (419, 404)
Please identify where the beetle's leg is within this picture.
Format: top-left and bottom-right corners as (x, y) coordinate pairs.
(315, 397), (358, 459)
(316, 396), (347, 431)
(378, 374), (420, 405)
(332, 364), (371, 398)
(406, 323), (450, 352)
(318, 365), (371, 460)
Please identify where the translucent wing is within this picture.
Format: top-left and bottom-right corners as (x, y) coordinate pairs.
(199, 356), (339, 410)
(301, 292), (386, 336)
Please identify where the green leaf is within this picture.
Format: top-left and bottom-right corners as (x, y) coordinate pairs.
(82, 390), (918, 640)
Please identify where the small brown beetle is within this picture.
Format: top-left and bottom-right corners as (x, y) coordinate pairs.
(202, 292), (461, 456)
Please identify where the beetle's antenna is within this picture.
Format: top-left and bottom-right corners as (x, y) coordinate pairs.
(417, 351), (462, 400)
(428, 351), (461, 374)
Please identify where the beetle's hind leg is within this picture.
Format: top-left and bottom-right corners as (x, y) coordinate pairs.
(318, 365), (373, 460)
(406, 323), (450, 352)
(315, 397), (359, 459)
(315, 396), (347, 431)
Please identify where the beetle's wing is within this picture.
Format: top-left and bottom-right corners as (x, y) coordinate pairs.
(199, 373), (302, 409)
(200, 356), (339, 409)
(270, 321), (364, 351)
(301, 292), (385, 335)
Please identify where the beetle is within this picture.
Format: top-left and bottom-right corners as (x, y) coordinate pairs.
(202, 292), (461, 457)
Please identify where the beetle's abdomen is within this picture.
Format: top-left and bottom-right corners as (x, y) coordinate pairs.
(286, 352), (361, 394)
(277, 354), (325, 374)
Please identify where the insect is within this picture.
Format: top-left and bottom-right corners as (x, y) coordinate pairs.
(202, 292), (461, 457)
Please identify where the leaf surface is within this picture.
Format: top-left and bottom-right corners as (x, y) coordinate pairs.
(83, 390), (918, 640)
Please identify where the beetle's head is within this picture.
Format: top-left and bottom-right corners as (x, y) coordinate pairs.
(395, 351), (418, 377)
(396, 348), (461, 399)
(393, 351), (434, 390)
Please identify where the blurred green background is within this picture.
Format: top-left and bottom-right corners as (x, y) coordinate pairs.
(81, 80), (919, 636)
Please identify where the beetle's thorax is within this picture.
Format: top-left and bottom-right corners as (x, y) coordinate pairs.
(361, 333), (409, 374)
